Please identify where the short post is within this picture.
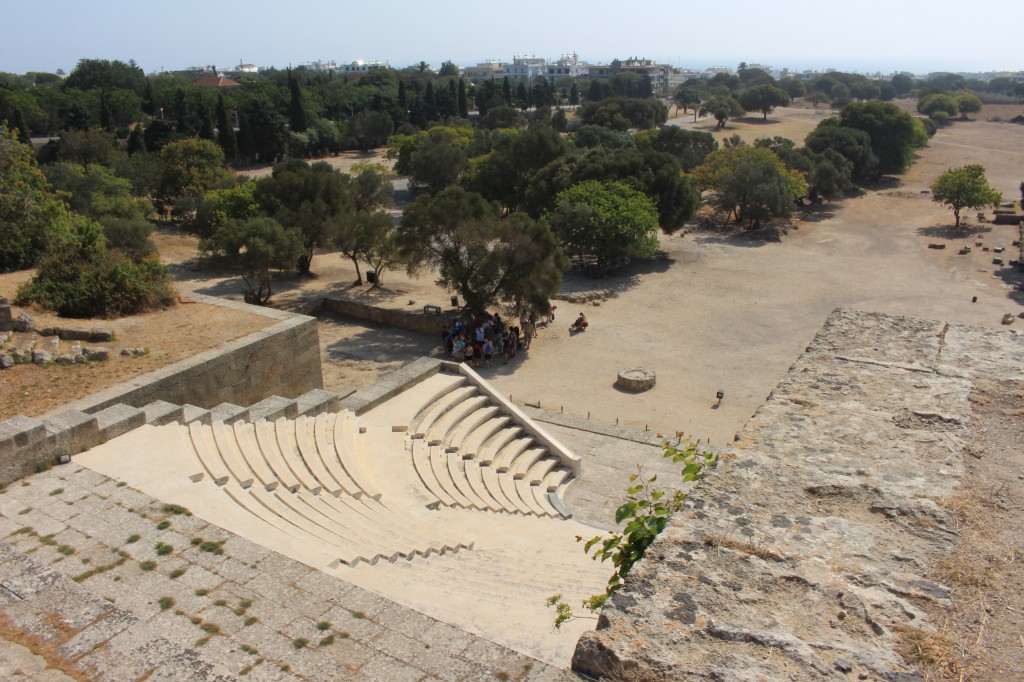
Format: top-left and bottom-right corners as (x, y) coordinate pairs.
(716, 389), (725, 406)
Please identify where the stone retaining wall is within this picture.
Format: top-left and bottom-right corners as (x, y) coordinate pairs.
(322, 297), (448, 335)
(572, 309), (1024, 680)
(0, 294), (323, 484)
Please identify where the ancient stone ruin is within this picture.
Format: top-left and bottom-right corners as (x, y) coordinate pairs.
(0, 303), (1021, 680)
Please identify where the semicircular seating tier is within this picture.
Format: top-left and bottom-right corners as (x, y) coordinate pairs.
(398, 372), (577, 519)
(76, 366), (601, 665)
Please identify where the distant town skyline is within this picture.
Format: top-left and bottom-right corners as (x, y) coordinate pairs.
(2, 0), (1021, 77)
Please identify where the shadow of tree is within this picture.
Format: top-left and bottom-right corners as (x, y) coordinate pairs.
(798, 203), (841, 223)
(992, 265), (1024, 305)
(733, 117), (781, 125)
(319, 312), (441, 364)
(916, 223), (993, 239)
(556, 252), (676, 298)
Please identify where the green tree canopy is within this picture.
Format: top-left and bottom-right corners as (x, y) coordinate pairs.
(157, 138), (229, 200)
(43, 162), (152, 222)
(634, 126), (718, 171)
(549, 180), (659, 268)
(578, 98), (667, 131)
(930, 164), (1001, 227)
(738, 84), (790, 120)
(200, 216), (303, 304)
(805, 121), (879, 181)
(918, 93), (959, 121)
(400, 187), (568, 312)
(953, 92), (982, 120)
(0, 134), (77, 271)
(838, 101), (922, 175)
(693, 144), (807, 230)
(698, 96), (744, 129)
(253, 159), (353, 274)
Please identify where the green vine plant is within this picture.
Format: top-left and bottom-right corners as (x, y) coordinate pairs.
(548, 435), (717, 629)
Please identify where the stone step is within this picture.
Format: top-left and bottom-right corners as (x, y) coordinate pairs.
(411, 440), (451, 507)
(402, 375), (468, 433)
(209, 421), (256, 488)
(444, 404), (500, 453)
(460, 415), (511, 458)
(293, 416), (343, 495)
(271, 417), (323, 494)
(293, 388), (343, 416)
(247, 394), (299, 422)
(253, 419), (302, 492)
(525, 456), (560, 486)
(510, 447), (549, 481)
(185, 421), (229, 485)
(541, 467), (571, 492)
(221, 482), (363, 567)
(411, 386), (477, 439)
(426, 395), (489, 446)
(429, 445), (476, 508)
(311, 413), (360, 496)
(445, 452), (489, 510)
(141, 400), (184, 426)
(181, 404), (211, 425)
(477, 425), (523, 466)
(210, 402), (249, 424)
(479, 464), (522, 514)
(492, 437), (533, 473)
(463, 459), (504, 513)
(93, 404), (145, 442)
(232, 420), (279, 491)
(332, 412), (382, 500)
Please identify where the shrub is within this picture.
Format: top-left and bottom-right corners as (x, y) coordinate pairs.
(17, 250), (175, 318)
(101, 218), (156, 261)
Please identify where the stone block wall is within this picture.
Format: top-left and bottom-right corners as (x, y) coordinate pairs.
(322, 297), (448, 335)
(572, 309), (1024, 680)
(59, 293), (323, 415)
(0, 294), (323, 485)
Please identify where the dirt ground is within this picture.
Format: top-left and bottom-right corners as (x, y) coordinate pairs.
(0, 274), (273, 420)
(900, 380), (1024, 680)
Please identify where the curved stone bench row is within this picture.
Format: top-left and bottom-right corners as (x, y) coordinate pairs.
(179, 413), (473, 566)
(405, 383), (577, 518)
(411, 439), (571, 519)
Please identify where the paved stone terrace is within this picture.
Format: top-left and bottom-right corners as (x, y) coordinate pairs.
(0, 463), (574, 681)
(0, 400), (683, 680)
(573, 309), (1024, 680)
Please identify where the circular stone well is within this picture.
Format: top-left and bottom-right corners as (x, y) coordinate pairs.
(616, 367), (656, 392)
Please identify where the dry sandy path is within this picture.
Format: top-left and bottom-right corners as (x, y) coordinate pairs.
(482, 116), (1024, 446)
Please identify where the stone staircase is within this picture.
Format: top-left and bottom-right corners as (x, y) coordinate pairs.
(397, 373), (577, 519)
(65, 367), (606, 666)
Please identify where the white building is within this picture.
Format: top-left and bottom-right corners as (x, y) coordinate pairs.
(341, 60), (390, 74)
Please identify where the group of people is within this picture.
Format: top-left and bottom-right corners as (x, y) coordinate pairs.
(442, 312), (537, 367)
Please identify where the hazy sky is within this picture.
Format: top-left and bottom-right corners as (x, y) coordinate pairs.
(3, 1), (1021, 76)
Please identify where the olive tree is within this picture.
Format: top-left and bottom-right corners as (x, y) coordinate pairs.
(930, 164), (1001, 228)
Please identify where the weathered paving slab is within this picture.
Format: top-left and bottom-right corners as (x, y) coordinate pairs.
(572, 308), (1021, 680)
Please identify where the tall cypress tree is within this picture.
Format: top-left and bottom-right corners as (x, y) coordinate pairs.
(216, 95), (237, 160)
(142, 78), (156, 115)
(127, 125), (146, 155)
(99, 89), (112, 131)
(424, 81), (437, 121)
(570, 82), (580, 105)
(288, 71), (309, 132)
(502, 77), (512, 105)
(398, 80), (407, 111)
(197, 99), (215, 141)
(447, 80), (458, 118)
(458, 79), (468, 118)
